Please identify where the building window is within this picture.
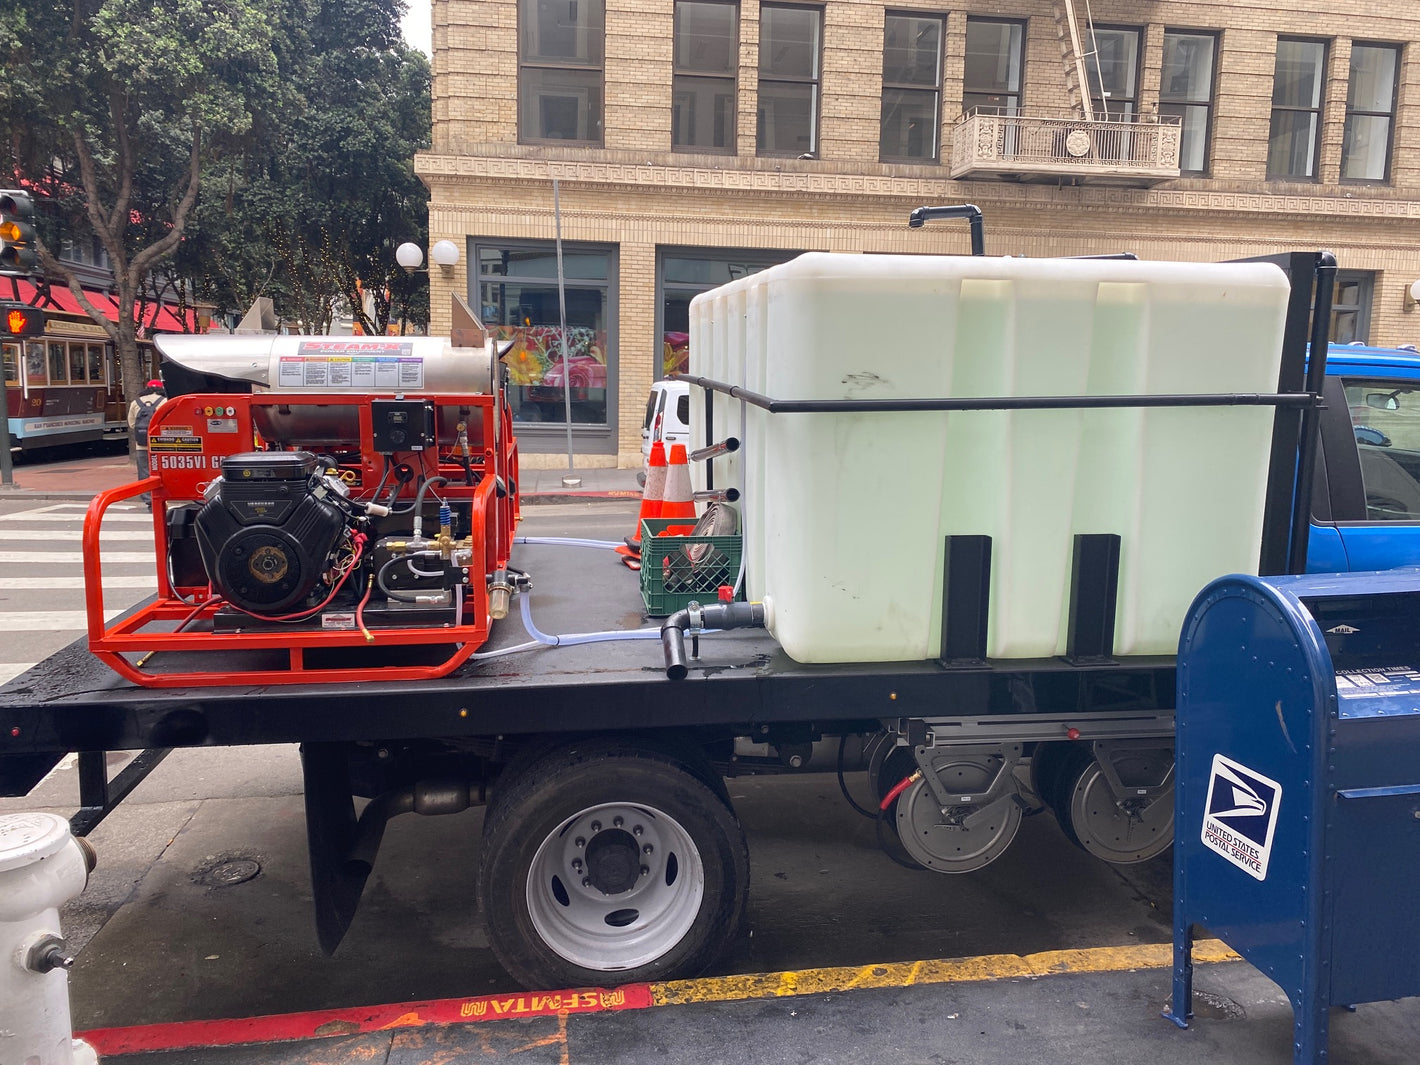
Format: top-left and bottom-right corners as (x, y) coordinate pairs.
(757, 4), (821, 156)
(1160, 31), (1216, 174)
(658, 250), (801, 375)
(963, 19), (1024, 116)
(478, 242), (617, 442)
(1330, 271), (1373, 344)
(674, 0), (738, 152)
(518, 0), (605, 144)
(880, 13), (943, 162)
(1342, 43), (1400, 183)
(1268, 38), (1326, 180)
(1086, 27), (1140, 120)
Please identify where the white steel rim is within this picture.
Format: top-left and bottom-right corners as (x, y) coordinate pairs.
(526, 802), (705, 971)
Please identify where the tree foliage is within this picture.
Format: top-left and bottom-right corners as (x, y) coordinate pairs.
(0, 0), (431, 402)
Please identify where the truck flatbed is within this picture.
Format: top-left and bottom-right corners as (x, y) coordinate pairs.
(0, 533), (1174, 760)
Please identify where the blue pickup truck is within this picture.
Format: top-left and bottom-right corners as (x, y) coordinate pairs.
(1308, 344), (1420, 572)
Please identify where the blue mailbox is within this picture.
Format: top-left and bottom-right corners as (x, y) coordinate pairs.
(1167, 569), (1420, 1065)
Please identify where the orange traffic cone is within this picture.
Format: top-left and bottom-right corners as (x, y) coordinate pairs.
(617, 443), (666, 569)
(659, 443), (696, 521)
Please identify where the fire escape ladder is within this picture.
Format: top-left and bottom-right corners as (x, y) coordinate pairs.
(1051, 0), (1096, 122)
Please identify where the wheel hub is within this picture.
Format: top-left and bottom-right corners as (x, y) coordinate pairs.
(584, 828), (641, 894)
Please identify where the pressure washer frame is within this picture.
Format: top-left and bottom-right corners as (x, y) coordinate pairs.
(83, 389), (520, 688)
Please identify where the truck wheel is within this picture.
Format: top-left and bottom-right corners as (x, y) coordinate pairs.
(1050, 745), (1174, 865)
(477, 739), (749, 988)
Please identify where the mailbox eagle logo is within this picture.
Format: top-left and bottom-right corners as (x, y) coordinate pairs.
(1201, 754), (1282, 881)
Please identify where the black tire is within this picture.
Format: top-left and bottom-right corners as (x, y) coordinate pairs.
(477, 738), (749, 988)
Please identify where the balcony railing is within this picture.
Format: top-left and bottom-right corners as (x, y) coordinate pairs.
(950, 110), (1182, 186)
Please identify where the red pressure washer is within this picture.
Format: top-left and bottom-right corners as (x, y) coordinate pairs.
(84, 335), (520, 688)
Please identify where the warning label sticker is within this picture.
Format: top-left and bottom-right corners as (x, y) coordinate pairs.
(1201, 754), (1281, 882)
(278, 354), (423, 389)
(281, 340), (422, 390)
(149, 435), (204, 453)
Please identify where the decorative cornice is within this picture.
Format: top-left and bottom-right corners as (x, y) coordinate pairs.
(415, 152), (1420, 220)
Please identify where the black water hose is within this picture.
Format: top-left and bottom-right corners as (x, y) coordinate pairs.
(661, 601), (765, 680)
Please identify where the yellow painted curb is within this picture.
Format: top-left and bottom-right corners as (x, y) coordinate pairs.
(650, 940), (1240, 1007)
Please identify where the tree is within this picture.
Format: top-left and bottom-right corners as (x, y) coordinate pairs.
(0, 0), (287, 402)
(281, 1), (431, 336)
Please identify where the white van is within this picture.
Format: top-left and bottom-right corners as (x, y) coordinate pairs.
(638, 379), (691, 485)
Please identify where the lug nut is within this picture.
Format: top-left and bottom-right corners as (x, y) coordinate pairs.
(643, 844), (653, 855)
(572, 859), (583, 873)
(633, 825), (644, 837)
(613, 816), (624, 828)
(640, 865), (650, 877)
(574, 837), (585, 848)
(590, 821), (602, 832)
(582, 877), (592, 888)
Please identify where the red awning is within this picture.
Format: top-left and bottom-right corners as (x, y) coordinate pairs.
(7, 278), (201, 333)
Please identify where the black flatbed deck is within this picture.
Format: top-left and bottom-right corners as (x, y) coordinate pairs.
(0, 537), (1175, 775)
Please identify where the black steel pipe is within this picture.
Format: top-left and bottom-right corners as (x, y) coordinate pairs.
(676, 375), (1318, 415)
(907, 204), (985, 256)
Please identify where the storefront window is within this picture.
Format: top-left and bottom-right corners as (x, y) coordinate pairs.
(659, 250), (800, 376)
(478, 243), (615, 429)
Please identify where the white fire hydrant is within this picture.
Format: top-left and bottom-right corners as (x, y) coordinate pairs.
(0, 812), (99, 1065)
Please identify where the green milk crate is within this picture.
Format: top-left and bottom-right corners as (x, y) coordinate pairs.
(638, 517), (743, 617)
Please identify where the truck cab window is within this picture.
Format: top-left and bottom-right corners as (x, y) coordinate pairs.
(1345, 379), (1420, 519)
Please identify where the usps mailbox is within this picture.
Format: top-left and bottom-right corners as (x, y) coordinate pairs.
(1166, 570), (1420, 1065)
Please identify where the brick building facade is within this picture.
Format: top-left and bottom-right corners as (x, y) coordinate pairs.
(414, 0), (1420, 468)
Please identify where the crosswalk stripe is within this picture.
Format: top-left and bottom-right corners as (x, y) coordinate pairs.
(0, 576), (155, 589)
(0, 511), (154, 523)
(0, 529), (154, 542)
(0, 610), (123, 631)
(0, 551), (155, 564)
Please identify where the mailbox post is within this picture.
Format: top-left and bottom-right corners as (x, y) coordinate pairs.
(1166, 570), (1420, 1065)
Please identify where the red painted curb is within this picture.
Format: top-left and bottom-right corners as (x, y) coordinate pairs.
(79, 983), (655, 1055)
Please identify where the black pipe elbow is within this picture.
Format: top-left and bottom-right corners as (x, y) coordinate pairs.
(661, 601), (766, 680)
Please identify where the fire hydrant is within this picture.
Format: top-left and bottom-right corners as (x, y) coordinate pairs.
(0, 812), (99, 1065)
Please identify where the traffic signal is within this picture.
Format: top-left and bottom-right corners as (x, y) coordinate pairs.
(1, 301), (45, 337)
(0, 191), (38, 275)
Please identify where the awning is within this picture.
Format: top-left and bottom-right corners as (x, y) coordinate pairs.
(5, 278), (201, 334)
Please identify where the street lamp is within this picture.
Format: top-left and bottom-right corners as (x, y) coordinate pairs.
(395, 242), (424, 273)
(431, 240), (460, 274)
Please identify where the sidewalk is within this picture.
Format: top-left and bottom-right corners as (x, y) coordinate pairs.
(0, 450), (643, 504)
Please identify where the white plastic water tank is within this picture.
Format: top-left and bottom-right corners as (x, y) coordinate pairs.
(689, 253), (1290, 663)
